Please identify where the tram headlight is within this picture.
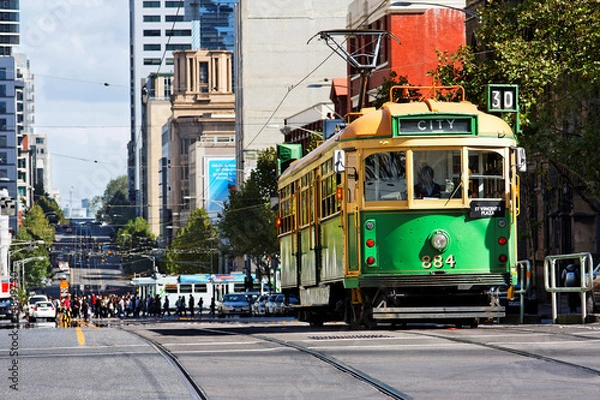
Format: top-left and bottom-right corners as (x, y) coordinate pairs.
(430, 230), (449, 251)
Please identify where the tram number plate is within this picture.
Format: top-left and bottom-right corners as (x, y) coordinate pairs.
(421, 254), (456, 269)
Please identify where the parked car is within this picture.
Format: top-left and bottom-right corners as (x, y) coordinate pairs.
(217, 293), (252, 317)
(30, 301), (57, 323)
(252, 294), (270, 316)
(0, 298), (19, 322)
(275, 295), (300, 316)
(266, 294), (285, 316)
(25, 294), (49, 319)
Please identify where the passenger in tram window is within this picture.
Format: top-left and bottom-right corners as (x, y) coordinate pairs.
(414, 165), (441, 198)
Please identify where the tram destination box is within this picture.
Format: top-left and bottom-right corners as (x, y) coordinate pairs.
(469, 200), (505, 219)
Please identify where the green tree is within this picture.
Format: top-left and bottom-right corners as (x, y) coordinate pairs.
(98, 175), (136, 226)
(36, 196), (65, 225)
(163, 208), (215, 274)
(115, 217), (156, 275)
(219, 148), (278, 285)
(14, 205), (54, 290)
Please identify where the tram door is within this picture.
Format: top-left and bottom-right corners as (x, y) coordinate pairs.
(345, 151), (360, 275)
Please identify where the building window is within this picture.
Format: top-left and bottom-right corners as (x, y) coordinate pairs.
(0, 152), (6, 164)
(143, 15), (161, 22)
(0, 68), (5, 80)
(166, 58), (174, 65)
(0, 84), (5, 97)
(165, 29), (191, 37)
(36, 137), (44, 144)
(0, 135), (6, 147)
(0, 169), (7, 179)
(163, 77), (172, 98)
(0, 102), (5, 113)
(144, 44), (161, 51)
(165, 1), (184, 7)
(143, 30), (161, 37)
(143, 1), (161, 8)
(0, 118), (5, 130)
(166, 43), (191, 51)
(144, 58), (162, 65)
(165, 15), (184, 22)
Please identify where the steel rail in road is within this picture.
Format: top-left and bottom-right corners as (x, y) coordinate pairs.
(402, 326), (600, 377)
(125, 329), (209, 400)
(199, 327), (414, 400)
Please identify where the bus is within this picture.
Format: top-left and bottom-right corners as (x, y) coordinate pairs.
(277, 85), (526, 328)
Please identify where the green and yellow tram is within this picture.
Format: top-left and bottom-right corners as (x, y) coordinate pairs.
(277, 86), (526, 327)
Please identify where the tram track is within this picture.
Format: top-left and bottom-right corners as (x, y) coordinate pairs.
(401, 325), (600, 377)
(126, 329), (210, 400)
(130, 325), (414, 400)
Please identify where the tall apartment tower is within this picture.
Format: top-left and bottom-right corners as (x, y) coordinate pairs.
(129, 0), (192, 213)
(0, 1), (19, 56)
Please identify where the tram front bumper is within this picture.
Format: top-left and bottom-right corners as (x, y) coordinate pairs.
(372, 305), (505, 320)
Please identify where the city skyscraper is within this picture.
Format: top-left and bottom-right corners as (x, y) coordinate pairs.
(129, 0), (192, 212)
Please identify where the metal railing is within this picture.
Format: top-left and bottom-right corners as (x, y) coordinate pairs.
(544, 252), (594, 323)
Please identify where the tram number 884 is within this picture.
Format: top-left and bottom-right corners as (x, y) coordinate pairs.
(421, 254), (456, 269)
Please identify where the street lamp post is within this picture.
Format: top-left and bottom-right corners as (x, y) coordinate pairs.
(13, 256), (46, 291)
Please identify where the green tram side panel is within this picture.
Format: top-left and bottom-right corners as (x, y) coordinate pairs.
(320, 217), (345, 282)
(279, 233), (296, 289)
(299, 228), (315, 286)
(359, 211), (513, 276)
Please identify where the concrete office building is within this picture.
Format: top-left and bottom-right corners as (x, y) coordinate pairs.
(233, 0), (351, 181)
(129, 0), (192, 213)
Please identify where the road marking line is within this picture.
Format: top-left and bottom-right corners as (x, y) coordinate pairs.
(76, 327), (85, 346)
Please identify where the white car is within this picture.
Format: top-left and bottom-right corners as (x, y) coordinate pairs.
(25, 294), (49, 318)
(30, 301), (57, 323)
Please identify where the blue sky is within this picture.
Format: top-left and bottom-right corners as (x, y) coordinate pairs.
(18, 1), (130, 208)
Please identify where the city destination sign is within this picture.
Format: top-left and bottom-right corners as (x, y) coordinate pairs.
(394, 116), (475, 136)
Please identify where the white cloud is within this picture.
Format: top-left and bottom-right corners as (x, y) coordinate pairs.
(18, 0), (130, 207)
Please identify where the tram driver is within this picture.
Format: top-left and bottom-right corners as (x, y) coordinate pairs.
(414, 165), (441, 198)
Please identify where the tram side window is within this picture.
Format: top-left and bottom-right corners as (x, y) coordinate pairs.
(468, 150), (505, 199)
(364, 151), (407, 201)
(165, 284), (178, 294)
(321, 159), (341, 218)
(278, 184), (295, 234)
(179, 284), (192, 294)
(194, 284), (207, 293)
(413, 150), (461, 199)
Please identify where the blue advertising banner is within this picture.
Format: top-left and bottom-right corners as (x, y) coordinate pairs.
(206, 158), (236, 213)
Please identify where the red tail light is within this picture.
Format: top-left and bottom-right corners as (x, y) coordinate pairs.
(366, 239), (375, 248)
(366, 256), (376, 265)
(336, 187), (343, 201)
(498, 237), (507, 245)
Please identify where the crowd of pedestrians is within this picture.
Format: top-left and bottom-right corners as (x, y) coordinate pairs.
(52, 292), (207, 321)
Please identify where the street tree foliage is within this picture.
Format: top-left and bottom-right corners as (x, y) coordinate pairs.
(432, 1), (600, 212)
(36, 196), (65, 224)
(220, 148), (278, 281)
(163, 208), (215, 275)
(14, 205), (54, 290)
(115, 217), (156, 275)
(96, 175), (136, 225)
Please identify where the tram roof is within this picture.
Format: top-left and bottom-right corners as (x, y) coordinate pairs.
(340, 100), (515, 141)
(279, 99), (515, 183)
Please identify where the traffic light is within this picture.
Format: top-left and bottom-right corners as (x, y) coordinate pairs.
(277, 144), (302, 175)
